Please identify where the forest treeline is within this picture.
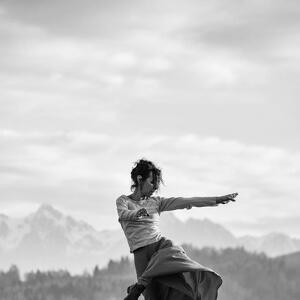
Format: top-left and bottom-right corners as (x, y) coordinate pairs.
(0, 245), (299, 300)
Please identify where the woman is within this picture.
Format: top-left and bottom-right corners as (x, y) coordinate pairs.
(116, 159), (238, 300)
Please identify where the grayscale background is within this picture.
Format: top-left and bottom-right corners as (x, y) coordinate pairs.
(0, 1), (299, 299)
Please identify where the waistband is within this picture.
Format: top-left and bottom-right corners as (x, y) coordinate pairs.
(133, 236), (166, 253)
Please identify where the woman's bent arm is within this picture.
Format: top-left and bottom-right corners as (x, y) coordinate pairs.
(116, 197), (139, 221)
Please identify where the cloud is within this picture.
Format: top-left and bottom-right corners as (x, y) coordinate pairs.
(3, 0), (300, 62)
(2, 0), (299, 88)
(1, 0), (299, 117)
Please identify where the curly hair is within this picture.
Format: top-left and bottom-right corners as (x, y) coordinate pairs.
(130, 158), (164, 192)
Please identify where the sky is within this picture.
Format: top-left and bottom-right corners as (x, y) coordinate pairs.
(0, 0), (299, 238)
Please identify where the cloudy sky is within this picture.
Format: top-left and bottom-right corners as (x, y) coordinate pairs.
(0, 0), (299, 238)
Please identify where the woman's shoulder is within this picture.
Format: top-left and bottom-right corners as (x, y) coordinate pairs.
(116, 194), (129, 203)
(151, 195), (163, 203)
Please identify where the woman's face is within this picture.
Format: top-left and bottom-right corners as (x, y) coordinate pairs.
(140, 171), (155, 197)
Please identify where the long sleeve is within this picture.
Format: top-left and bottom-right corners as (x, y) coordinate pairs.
(116, 197), (139, 221)
(157, 196), (218, 213)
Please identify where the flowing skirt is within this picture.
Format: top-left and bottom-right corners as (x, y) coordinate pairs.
(132, 237), (222, 300)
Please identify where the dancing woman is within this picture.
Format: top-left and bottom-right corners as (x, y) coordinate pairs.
(116, 159), (238, 300)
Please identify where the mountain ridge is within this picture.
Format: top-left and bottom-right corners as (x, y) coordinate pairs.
(0, 203), (299, 274)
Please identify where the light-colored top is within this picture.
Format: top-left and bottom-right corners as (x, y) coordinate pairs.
(116, 194), (218, 253)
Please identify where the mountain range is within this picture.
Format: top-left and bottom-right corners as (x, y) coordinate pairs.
(0, 204), (299, 274)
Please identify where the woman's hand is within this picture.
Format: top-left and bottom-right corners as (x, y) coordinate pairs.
(216, 193), (238, 205)
(136, 208), (150, 218)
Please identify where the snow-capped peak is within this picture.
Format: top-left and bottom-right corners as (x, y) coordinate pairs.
(0, 213), (9, 219)
(33, 203), (63, 220)
(0, 203), (106, 255)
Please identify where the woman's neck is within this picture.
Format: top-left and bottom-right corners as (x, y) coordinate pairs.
(128, 191), (148, 201)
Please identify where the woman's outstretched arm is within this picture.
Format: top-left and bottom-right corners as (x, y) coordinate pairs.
(157, 193), (238, 213)
(157, 196), (217, 213)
